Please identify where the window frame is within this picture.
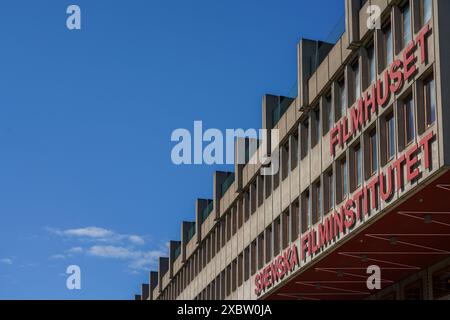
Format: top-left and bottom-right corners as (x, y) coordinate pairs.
(400, 1), (412, 50)
(382, 21), (393, 69)
(368, 127), (378, 176)
(401, 93), (416, 148)
(423, 75), (436, 128)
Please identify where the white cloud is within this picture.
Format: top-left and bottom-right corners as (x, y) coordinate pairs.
(67, 247), (83, 254)
(47, 226), (163, 273)
(58, 227), (114, 239)
(127, 250), (163, 271)
(49, 247), (84, 260)
(0, 258), (13, 265)
(128, 235), (145, 245)
(48, 226), (146, 246)
(87, 245), (165, 272)
(87, 245), (136, 259)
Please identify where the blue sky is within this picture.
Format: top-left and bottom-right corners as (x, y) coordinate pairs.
(0, 0), (344, 299)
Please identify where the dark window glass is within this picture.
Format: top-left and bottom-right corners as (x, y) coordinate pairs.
(386, 113), (396, 160)
(325, 169), (334, 213)
(383, 23), (393, 68)
(401, 2), (412, 48)
(367, 44), (376, 85)
(353, 144), (362, 188)
(404, 280), (423, 300)
(369, 129), (378, 175)
(424, 76), (436, 127)
(403, 95), (415, 145)
(341, 158), (348, 199)
(301, 118), (310, 159)
(312, 107), (320, 147)
(433, 266), (450, 299)
(353, 61), (361, 103)
(323, 94), (333, 134)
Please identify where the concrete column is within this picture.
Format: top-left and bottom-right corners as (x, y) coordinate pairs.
(141, 283), (149, 300)
(235, 137), (246, 192)
(169, 240), (181, 278)
(196, 199), (211, 243)
(213, 171), (233, 219)
(158, 257), (169, 294)
(181, 221), (195, 262)
(149, 271), (158, 300)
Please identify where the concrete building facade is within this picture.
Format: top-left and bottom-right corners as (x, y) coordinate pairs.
(136, 0), (450, 300)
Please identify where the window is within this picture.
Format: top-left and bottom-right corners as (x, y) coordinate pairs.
(282, 210), (289, 249)
(312, 181), (322, 224)
(215, 276), (220, 300)
(251, 241), (257, 275)
(237, 200), (243, 229)
(237, 255), (243, 287)
(338, 157), (348, 203)
(244, 247), (250, 281)
(221, 218), (226, 248)
(211, 282), (216, 300)
(226, 212), (231, 241)
(211, 230), (216, 258)
(257, 234), (264, 269)
(291, 131), (299, 170)
(324, 169), (334, 213)
(312, 107), (320, 147)
(291, 201), (299, 242)
(323, 94), (333, 135)
(220, 271), (226, 299)
(216, 226), (221, 253)
(404, 280), (423, 300)
(265, 226), (272, 263)
(207, 237), (211, 263)
(383, 22), (393, 68)
(386, 112), (396, 161)
(352, 144), (362, 190)
(250, 182), (257, 214)
(257, 176), (264, 207)
(273, 218), (281, 256)
(301, 118), (310, 159)
(400, 94), (415, 148)
(243, 191), (250, 221)
(232, 207), (237, 236)
(421, 0), (432, 26)
(265, 174), (272, 199)
(433, 266), (450, 299)
(401, 2), (412, 49)
(281, 142), (289, 180)
(301, 190), (311, 233)
(368, 128), (378, 176)
(226, 265), (231, 296)
(273, 158), (280, 189)
(203, 245), (207, 269)
(232, 259), (237, 291)
(424, 76), (436, 128)
(338, 78), (347, 119)
(352, 61), (361, 103)
(367, 44), (376, 86)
